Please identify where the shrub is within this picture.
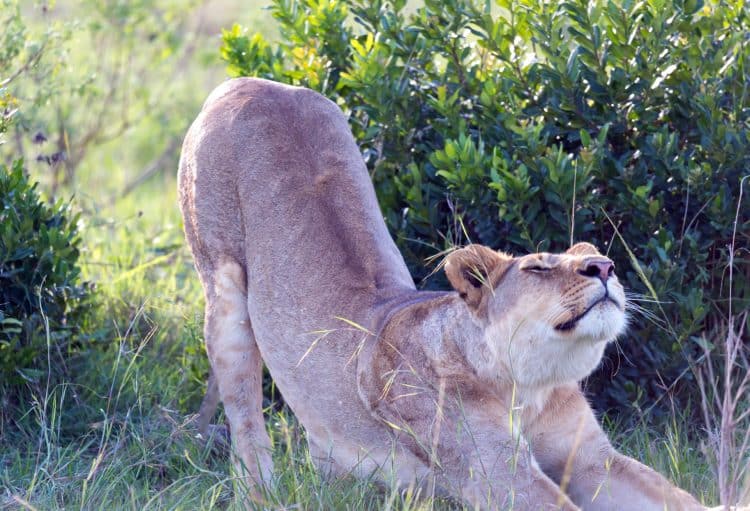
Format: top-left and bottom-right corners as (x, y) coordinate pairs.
(220, 0), (749, 419)
(0, 159), (90, 401)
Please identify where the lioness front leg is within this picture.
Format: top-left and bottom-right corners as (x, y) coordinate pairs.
(526, 385), (702, 510)
(455, 405), (579, 511)
(377, 388), (579, 511)
(204, 260), (273, 500)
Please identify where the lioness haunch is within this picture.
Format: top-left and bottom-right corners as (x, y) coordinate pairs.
(178, 77), (705, 510)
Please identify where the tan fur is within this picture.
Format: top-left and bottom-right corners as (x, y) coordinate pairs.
(179, 77), (707, 510)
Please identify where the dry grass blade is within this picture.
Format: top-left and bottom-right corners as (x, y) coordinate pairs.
(698, 174), (749, 509)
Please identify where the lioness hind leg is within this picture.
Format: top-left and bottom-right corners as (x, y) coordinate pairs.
(204, 259), (273, 499)
(196, 370), (220, 439)
(195, 371), (231, 447)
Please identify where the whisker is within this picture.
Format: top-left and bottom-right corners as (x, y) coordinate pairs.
(625, 301), (664, 321)
(625, 302), (671, 333)
(624, 291), (672, 305)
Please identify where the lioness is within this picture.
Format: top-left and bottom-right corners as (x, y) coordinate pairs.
(178, 77), (704, 510)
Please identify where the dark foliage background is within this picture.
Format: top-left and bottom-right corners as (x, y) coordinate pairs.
(221, 0), (750, 419)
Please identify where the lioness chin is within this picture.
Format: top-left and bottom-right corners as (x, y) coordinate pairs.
(179, 77), (706, 510)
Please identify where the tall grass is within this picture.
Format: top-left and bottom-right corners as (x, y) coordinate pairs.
(695, 176), (750, 509)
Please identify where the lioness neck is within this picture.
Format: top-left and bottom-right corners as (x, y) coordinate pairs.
(395, 292), (556, 410)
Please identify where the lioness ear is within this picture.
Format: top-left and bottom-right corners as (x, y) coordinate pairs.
(444, 244), (511, 309)
(566, 242), (601, 256)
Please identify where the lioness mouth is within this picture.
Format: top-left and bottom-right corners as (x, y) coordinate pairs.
(555, 295), (620, 332)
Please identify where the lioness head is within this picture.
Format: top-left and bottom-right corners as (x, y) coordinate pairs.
(444, 242), (627, 388)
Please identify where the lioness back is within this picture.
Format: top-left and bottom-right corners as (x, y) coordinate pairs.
(178, 77), (416, 455)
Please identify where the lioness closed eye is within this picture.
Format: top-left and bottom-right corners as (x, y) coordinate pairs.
(179, 77), (707, 510)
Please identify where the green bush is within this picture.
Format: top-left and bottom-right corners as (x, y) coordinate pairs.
(220, 0), (749, 419)
(0, 160), (90, 397)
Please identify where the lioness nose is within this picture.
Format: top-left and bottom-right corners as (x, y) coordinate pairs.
(579, 259), (614, 283)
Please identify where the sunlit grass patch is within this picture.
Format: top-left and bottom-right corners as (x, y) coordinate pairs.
(602, 412), (717, 505)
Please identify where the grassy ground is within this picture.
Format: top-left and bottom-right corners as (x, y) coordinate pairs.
(0, 1), (728, 510)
